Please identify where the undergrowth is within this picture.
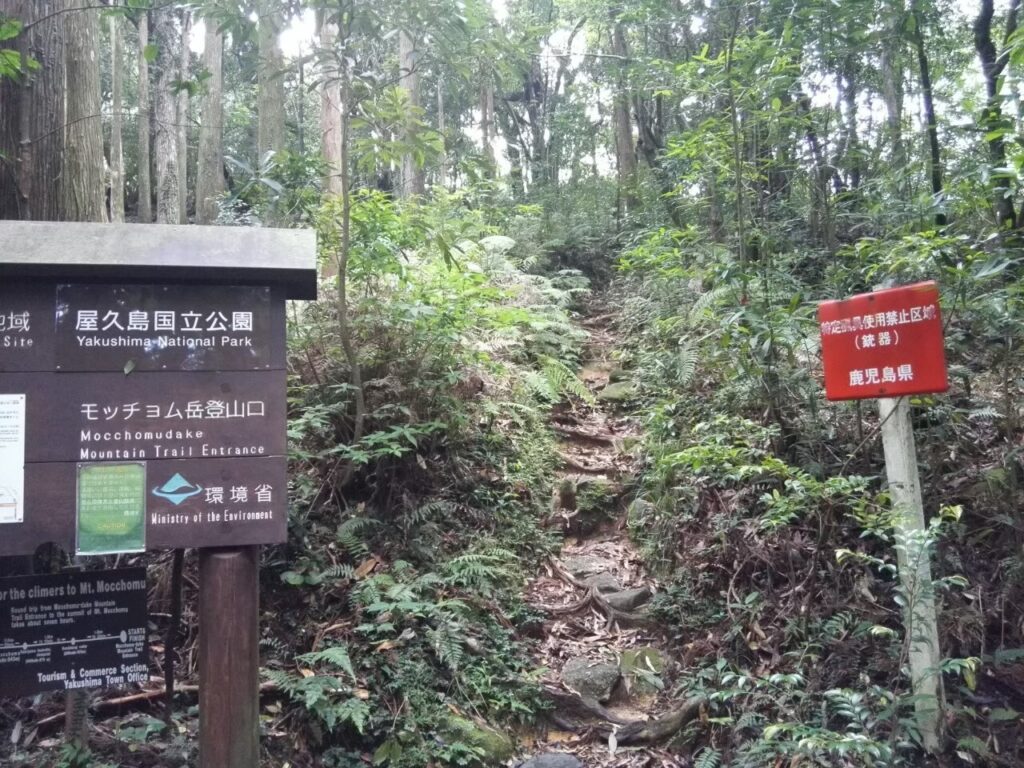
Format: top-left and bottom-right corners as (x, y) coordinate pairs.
(614, 226), (1024, 766)
(262, 189), (586, 766)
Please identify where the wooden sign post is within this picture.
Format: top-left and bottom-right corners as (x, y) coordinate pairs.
(819, 281), (948, 753)
(0, 221), (317, 765)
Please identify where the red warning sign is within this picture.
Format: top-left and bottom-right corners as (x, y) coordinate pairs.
(818, 281), (949, 401)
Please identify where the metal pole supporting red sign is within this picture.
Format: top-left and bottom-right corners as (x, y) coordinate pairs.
(818, 280), (948, 754)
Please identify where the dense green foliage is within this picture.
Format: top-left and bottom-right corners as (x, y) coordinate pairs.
(3, 0), (1024, 765)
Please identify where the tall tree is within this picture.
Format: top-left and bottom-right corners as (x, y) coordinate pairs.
(479, 81), (495, 177)
(399, 29), (426, 197)
(177, 9), (191, 222)
(910, 1), (944, 226)
(109, 1), (125, 223)
(152, 6), (180, 223)
(974, 0), (1020, 230)
(318, 10), (343, 200)
(136, 9), (153, 222)
(195, 17), (224, 225)
(879, 0), (906, 188)
(0, 0), (66, 220)
(257, 0), (286, 161)
(64, 0), (107, 222)
(610, 10), (638, 214)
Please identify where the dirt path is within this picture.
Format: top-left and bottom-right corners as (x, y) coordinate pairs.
(517, 304), (697, 768)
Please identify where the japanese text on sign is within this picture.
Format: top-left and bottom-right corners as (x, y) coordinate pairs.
(818, 282), (948, 401)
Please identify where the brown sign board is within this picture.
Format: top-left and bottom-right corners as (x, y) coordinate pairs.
(0, 222), (314, 559)
(0, 282), (53, 372)
(3, 457), (287, 554)
(0, 568), (148, 698)
(0, 370), (285, 463)
(1, 282), (286, 372)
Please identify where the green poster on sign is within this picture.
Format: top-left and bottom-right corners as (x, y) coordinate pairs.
(77, 463), (147, 555)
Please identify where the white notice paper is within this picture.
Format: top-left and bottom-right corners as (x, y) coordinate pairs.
(0, 394), (26, 524)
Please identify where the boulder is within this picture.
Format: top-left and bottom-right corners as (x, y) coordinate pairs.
(519, 754), (584, 768)
(596, 381), (638, 403)
(603, 586), (652, 612)
(627, 498), (656, 522)
(442, 716), (514, 765)
(575, 477), (621, 516)
(620, 647), (666, 695)
(561, 554), (613, 580)
(583, 572), (622, 594)
(561, 657), (620, 702)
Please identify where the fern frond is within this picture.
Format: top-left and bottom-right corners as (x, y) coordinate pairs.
(320, 563), (356, 581)
(694, 747), (722, 768)
(688, 286), (732, 325)
(337, 516), (379, 560)
(540, 356), (596, 405)
(677, 338), (698, 386)
(299, 645), (356, 680)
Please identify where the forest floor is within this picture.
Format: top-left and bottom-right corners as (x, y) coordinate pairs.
(515, 304), (699, 767)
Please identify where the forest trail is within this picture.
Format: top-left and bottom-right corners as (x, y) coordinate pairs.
(517, 302), (697, 768)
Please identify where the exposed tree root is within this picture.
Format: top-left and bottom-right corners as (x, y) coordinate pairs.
(542, 686), (708, 745)
(550, 423), (622, 447)
(539, 557), (654, 628)
(614, 696), (707, 744)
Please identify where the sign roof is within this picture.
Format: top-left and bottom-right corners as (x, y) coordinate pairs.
(0, 222), (318, 300)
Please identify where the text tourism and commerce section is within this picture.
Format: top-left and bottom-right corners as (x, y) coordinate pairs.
(0, 569), (149, 699)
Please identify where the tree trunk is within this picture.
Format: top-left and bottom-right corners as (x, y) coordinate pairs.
(177, 10), (191, 222)
(880, 0), (906, 187)
(437, 75), (447, 188)
(109, 2), (124, 222)
(64, 0), (107, 222)
(610, 13), (637, 214)
(399, 29), (425, 197)
(257, 0), (286, 161)
(335, 56), (366, 489)
(136, 10), (152, 222)
(525, 60), (547, 188)
(318, 12), (342, 200)
(840, 52), (861, 194)
(974, 0), (1020, 230)
(910, 2), (944, 227)
(0, 0), (66, 221)
(480, 82), (495, 177)
(152, 6), (180, 224)
(195, 19), (224, 225)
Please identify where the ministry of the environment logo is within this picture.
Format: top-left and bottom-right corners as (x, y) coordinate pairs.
(152, 473), (203, 505)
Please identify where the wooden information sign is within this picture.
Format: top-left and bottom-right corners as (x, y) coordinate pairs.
(0, 221), (317, 766)
(0, 568), (148, 699)
(818, 281), (948, 401)
(0, 222), (314, 557)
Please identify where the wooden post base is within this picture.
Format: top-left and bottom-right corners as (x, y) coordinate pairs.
(199, 546), (260, 768)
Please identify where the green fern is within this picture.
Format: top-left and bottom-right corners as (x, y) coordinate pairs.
(688, 286), (732, 325)
(337, 516), (379, 560)
(427, 621), (465, 671)
(299, 644), (356, 680)
(956, 736), (991, 757)
(677, 338), (698, 386)
(539, 356), (596, 405)
(402, 500), (460, 532)
(694, 747), (722, 768)
(320, 563), (356, 581)
(443, 549), (516, 595)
